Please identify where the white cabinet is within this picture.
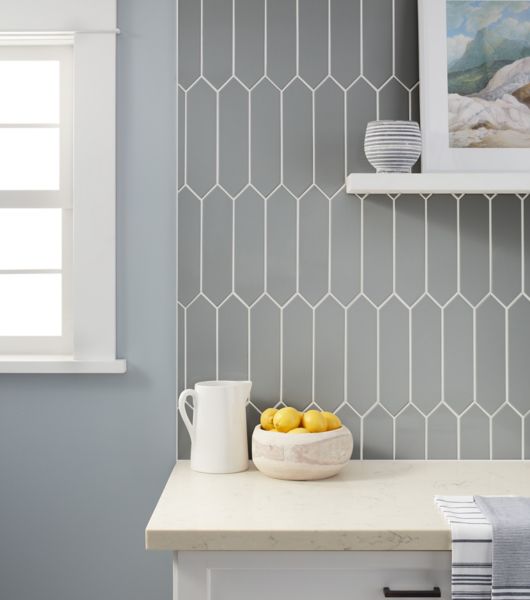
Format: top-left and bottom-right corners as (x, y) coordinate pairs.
(175, 551), (451, 600)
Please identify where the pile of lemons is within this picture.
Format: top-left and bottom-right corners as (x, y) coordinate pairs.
(260, 406), (342, 434)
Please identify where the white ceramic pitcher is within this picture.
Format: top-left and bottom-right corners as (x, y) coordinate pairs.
(178, 380), (252, 474)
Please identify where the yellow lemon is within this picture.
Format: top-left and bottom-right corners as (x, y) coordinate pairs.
(273, 407), (302, 432)
(287, 427), (310, 434)
(321, 411), (342, 431)
(260, 407), (278, 431)
(302, 410), (327, 433)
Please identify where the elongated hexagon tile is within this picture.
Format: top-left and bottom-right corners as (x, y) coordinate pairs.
(299, 187), (329, 305)
(427, 195), (458, 304)
(492, 405), (522, 459)
(395, 405), (425, 459)
(362, 0), (392, 88)
(410, 85), (420, 123)
(187, 80), (216, 197)
(363, 406), (393, 459)
(250, 79), (281, 196)
(315, 297), (345, 412)
(219, 296), (248, 381)
(508, 297), (530, 416)
(250, 296), (281, 408)
(394, 0), (419, 89)
(178, 0), (201, 88)
(427, 405), (457, 459)
(460, 195), (490, 305)
(178, 87), (185, 185)
(526, 197), (530, 296)
(234, 187), (264, 305)
(476, 297), (505, 415)
(330, 0), (360, 87)
(187, 295), (216, 386)
(380, 297), (409, 416)
(178, 188), (200, 306)
(283, 296), (313, 411)
(378, 78), (409, 121)
(219, 79), (249, 197)
(178, 304), (185, 393)
(492, 195), (521, 306)
(299, 0), (329, 88)
(363, 195), (393, 305)
(346, 79), (377, 173)
(267, 187), (297, 305)
(347, 297), (377, 415)
(203, 0), (233, 89)
(395, 194), (425, 306)
(234, 0), (265, 88)
(266, 0), (297, 88)
(335, 405), (361, 459)
(247, 403), (262, 458)
(283, 79), (314, 197)
(526, 414), (530, 459)
(460, 405), (490, 459)
(203, 188), (233, 305)
(411, 296), (441, 415)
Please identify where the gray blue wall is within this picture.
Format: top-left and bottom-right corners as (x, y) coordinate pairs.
(0, 1), (175, 599)
(178, 0), (530, 460)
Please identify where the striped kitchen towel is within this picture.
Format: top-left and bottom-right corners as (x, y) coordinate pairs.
(435, 496), (493, 600)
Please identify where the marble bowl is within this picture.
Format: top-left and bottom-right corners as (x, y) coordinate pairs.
(252, 425), (353, 481)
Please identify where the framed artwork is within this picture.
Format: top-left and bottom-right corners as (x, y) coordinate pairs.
(418, 0), (530, 172)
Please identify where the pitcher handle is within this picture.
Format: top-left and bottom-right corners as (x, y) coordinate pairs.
(178, 389), (197, 443)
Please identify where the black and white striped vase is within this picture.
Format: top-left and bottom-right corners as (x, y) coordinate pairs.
(364, 120), (422, 173)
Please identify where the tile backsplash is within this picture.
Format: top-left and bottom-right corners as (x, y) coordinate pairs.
(177, 0), (530, 459)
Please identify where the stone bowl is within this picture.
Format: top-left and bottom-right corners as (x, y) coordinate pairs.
(251, 425), (353, 481)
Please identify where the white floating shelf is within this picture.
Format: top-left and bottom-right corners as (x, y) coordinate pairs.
(346, 173), (530, 195)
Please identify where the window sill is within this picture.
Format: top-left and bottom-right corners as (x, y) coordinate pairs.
(0, 356), (127, 374)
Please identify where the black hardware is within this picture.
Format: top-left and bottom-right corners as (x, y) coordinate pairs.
(383, 587), (441, 598)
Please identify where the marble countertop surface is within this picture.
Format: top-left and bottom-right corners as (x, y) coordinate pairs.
(145, 460), (530, 551)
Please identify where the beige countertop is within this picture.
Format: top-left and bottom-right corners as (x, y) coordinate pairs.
(145, 460), (530, 552)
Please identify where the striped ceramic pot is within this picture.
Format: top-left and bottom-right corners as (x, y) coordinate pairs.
(364, 120), (422, 173)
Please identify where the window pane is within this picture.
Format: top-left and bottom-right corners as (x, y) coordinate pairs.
(0, 61), (60, 124)
(0, 128), (59, 190)
(0, 274), (61, 336)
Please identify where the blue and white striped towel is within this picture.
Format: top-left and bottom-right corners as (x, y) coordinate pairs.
(435, 496), (493, 600)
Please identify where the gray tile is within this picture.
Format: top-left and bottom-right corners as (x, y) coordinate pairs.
(203, 0), (233, 88)
(202, 188), (233, 305)
(411, 296), (442, 415)
(315, 297), (345, 411)
(346, 79), (377, 173)
(378, 78), (410, 121)
(335, 405), (361, 459)
(492, 405), (522, 459)
(526, 197), (530, 296)
(427, 195), (458, 305)
(247, 403), (262, 458)
(395, 405), (425, 459)
(492, 195), (521, 306)
(267, 187), (297, 304)
(219, 80), (249, 196)
(178, 0), (201, 88)
(394, 0), (419, 89)
(347, 297), (377, 415)
(299, 187), (329, 305)
(250, 296), (281, 407)
(444, 296), (474, 414)
(187, 80), (216, 197)
(395, 194), (425, 306)
(460, 405), (490, 459)
(178, 87), (185, 186)
(250, 80), (281, 196)
(380, 297), (409, 415)
(460, 194), (490, 305)
(234, 187), (264, 305)
(299, 0), (329, 88)
(315, 79), (345, 198)
(187, 295), (216, 386)
(178, 188), (201, 306)
(427, 405), (457, 459)
(363, 406), (393, 459)
(363, 195), (393, 305)
(476, 297), (506, 415)
(410, 85), (420, 123)
(362, 0), (392, 88)
(330, 0), (361, 87)
(508, 297), (530, 416)
(234, 0), (265, 88)
(283, 78), (313, 197)
(178, 304), (185, 392)
(219, 295), (248, 381)
(283, 296), (313, 411)
(178, 417), (191, 459)
(526, 414), (530, 459)
(266, 0), (297, 88)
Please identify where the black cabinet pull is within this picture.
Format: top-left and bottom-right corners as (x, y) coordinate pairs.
(383, 587), (441, 598)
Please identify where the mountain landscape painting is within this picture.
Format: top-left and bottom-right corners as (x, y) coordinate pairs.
(447, 0), (530, 147)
